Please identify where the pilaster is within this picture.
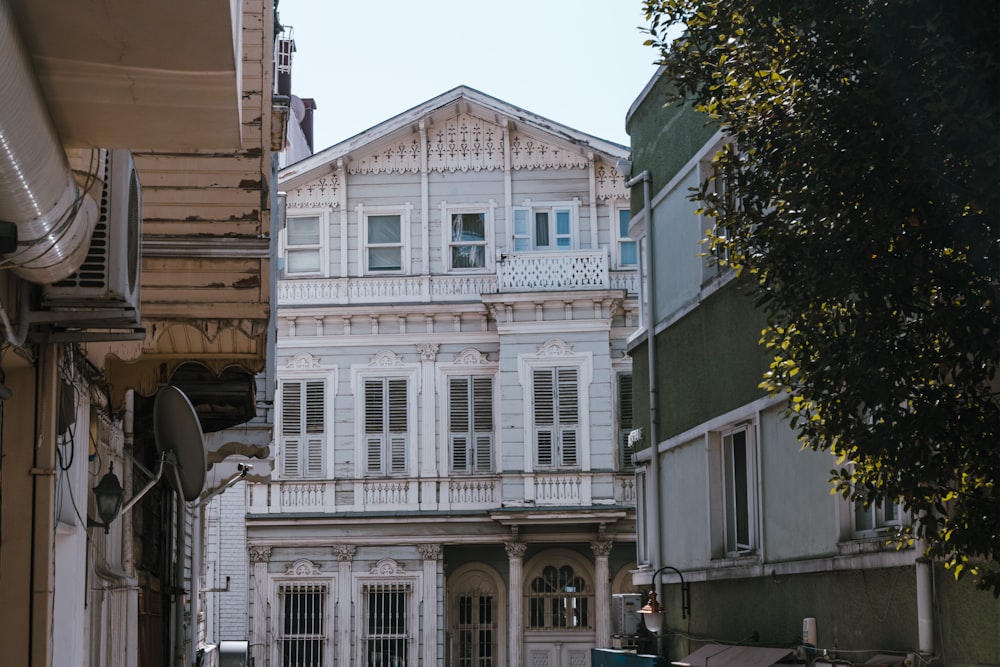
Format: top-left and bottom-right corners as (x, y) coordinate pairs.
(248, 545), (271, 667)
(505, 541), (528, 667)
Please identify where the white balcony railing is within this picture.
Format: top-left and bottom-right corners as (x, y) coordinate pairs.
(277, 250), (633, 306)
(497, 249), (609, 292)
(247, 473), (636, 515)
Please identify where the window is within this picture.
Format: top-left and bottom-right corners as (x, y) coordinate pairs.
(366, 213), (403, 272)
(532, 368), (579, 468)
(449, 376), (494, 473)
(513, 204), (575, 250)
(280, 379), (326, 478)
(285, 215), (323, 276)
(617, 209), (637, 267)
(722, 425), (755, 554)
(526, 565), (592, 631)
(617, 373), (634, 472)
(449, 212), (487, 269)
(456, 592), (496, 667)
(364, 378), (408, 476)
(699, 144), (736, 283)
(853, 489), (902, 535)
(279, 584), (326, 667)
(364, 583), (410, 667)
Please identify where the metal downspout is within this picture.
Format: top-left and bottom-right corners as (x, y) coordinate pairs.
(628, 170), (660, 573)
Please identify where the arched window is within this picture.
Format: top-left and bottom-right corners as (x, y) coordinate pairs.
(526, 564), (592, 631)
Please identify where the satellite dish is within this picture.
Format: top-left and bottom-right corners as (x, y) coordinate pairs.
(154, 385), (206, 502)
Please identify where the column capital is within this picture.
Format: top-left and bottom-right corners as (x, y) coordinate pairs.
(504, 542), (527, 559)
(417, 543), (442, 560)
(248, 545), (271, 563)
(417, 342), (439, 361)
(590, 540), (613, 558)
(332, 545), (357, 562)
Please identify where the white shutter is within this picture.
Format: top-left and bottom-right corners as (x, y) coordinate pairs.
(387, 379), (407, 475)
(557, 368), (579, 467)
(281, 381), (302, 477)
(304, 380), (325, 477)
(389, 435), (407, 475)
(364, 377), (408, 476)
(364, 379), (385, 474)
(449, 377), (470, 472)
(472, 376), (493, 472)
(533, 369), (555, 467)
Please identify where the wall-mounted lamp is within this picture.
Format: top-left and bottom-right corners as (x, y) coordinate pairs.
(638, 564), (691, 635)
(87, 463), (124, 533)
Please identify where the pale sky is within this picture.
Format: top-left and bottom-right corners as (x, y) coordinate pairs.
(276, 0), (662, 150)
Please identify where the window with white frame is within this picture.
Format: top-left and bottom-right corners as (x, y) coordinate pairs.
(280, 379), (326, 478)
(364, 212), (405, 273)
(721, 424), (756, 554)
(278, 583), (327, 667)
(699, 143), (736, 283)
(285, 215), (324, 276)
(363, 582), (411, 667)
(526, 564), (592, 631)
(363, 377), (409, 476)
(448, 211), (488, 270)
(512, 203), (576, 251)
(449, 376), (494, 474)
(532, 367), (580, 469)
(617, 373), (635, 472)
(616, 208), (637, 268)
(852, 485), (903, 536)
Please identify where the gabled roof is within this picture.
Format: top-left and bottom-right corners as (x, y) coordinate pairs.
(279, 85), (628, 190)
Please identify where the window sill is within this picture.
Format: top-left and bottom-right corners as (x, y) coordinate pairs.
(709, 553), (759, 570)
(837, 533), (910, 556)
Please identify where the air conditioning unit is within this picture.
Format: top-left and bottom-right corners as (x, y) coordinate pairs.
(42, 149), (142, 327)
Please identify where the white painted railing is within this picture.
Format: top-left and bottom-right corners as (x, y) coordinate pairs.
(246, 473), (636, 515)
(277, 252), (634, 306)
(498, 250), (609, 291)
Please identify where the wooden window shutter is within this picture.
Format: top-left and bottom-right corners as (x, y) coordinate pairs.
(281, 381), (302, 477)
(618, 373), (634, 471)
(450, 377), (471, 472)
(364, 379), (385, 474)
(558, 368), (579, 467)
(533, 369), (555, 467)
(472, 376), (493, 472)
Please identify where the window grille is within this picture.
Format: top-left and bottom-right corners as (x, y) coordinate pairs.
(526, 565), (591, 631)
(456, 593), (496, 667)
(364, 582), (411, 666)
(279, 583), (326, 667)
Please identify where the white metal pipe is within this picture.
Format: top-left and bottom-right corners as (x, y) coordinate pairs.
(0, 0), (97, 283)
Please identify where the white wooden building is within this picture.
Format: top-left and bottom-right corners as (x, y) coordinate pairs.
(246, 87), (640, 667)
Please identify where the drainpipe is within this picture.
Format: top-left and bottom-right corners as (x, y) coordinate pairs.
(915, 533), (934, 657)
(628, 170), (660, 572)
(0, 0), (97, 284)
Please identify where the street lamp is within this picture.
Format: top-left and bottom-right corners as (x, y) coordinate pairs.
(88, 463), (124, 533)
(638, 564), (691, 634)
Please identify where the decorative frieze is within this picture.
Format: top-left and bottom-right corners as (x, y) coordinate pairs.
(370, 558), (406, 575)
(349, 137), (422, 175)
(368, 350), (405, 367)
(452, 348), (489, 365)
(595, 162), (630, 201)
(285, 351), (321, 369)
(509, 131), (589, 171)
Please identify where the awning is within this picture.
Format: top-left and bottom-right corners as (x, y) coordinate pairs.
(671, 644), (793, 667)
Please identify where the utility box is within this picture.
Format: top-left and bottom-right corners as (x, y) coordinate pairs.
(219, 640), (249, 667)
(611, 593), (644, 637)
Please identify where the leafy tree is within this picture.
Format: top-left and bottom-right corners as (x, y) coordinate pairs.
(642, 0), (999, 593)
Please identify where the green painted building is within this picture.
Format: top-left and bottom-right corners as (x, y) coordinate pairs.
(623, 69), (999, 667)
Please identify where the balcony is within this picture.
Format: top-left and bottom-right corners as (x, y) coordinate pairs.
(246, 472), (637, 515)
(277, 250), (635, 307)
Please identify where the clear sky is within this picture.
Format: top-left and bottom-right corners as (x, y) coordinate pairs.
(276, 0), (662, 151)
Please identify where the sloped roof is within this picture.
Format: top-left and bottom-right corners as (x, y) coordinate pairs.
(279, 85), (628, 190)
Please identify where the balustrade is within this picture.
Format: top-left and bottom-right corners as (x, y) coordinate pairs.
(247, 473), (635, 515)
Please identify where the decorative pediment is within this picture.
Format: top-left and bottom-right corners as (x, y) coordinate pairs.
(453, 348), (490, 365)
(285, 351), (321, 369)
(595, 162), (630, 201)
(369, 350), (405, 367)
(285, 558), (321, 576)
(427, 114), (505, 173)
(509, 131), (589, 171)
(537, 338), (575, 357)
(287, 173), (340, 209)
(349, 136), (422, 175)
(369, 558), (406, 575)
